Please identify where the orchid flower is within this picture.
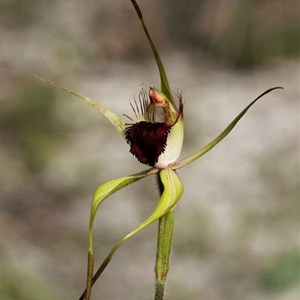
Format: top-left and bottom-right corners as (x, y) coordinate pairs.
(28, 1), (282, 299)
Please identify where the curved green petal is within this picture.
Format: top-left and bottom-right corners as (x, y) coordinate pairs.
(156, 112), (184, 169)
(130, 0), (173, 102)
(80, 168), (183, 300)
(175, 87), (283, 169)
(82, 167), (158, 300)
(26, 72), (126, 136)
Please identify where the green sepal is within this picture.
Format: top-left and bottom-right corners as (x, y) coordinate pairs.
(175, 87), (283, 169)
(111, 168), (183, 245)
(26, 72), (126, 136)
(82, 167), (158, 300)
(89, 168), (159, 247)
(81, 168), (183, 298)
(130, 0), (173, 102)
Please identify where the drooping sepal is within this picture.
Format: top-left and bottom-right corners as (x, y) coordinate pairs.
(82, 167), (158, 300)
(80, 168), (183, 299)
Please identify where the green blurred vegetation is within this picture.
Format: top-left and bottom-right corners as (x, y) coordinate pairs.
(0, 81), (63, 174)
(164, 0), (300, 68)
(1, 0), (299, 68)
(260, 250), (300, 292)
(0, 261), (67, 300)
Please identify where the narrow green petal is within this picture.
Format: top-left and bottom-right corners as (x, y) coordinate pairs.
(26, 72), (126, 136)
(175, 87), (283, 169)
(82, 167), (158, 300)
(80, 168), (183, 298)
(130, 0), (173, 102)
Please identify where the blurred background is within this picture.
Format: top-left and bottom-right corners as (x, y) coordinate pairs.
(0, 0), (299, 299)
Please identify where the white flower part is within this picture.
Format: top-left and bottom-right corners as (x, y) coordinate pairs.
(155, 118), (184, 169)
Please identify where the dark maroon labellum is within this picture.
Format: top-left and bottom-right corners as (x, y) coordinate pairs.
(125, 121), (171, 166)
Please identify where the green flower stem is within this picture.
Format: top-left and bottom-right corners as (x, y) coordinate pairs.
(85, 250), (94, 300)
(155, 175), (176, 300)
(155, 208), (175, 300)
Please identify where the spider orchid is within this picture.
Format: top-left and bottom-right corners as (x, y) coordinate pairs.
(28, 1), (282, 299)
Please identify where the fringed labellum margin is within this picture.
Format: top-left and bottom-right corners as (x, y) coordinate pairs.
(125, 88), (184, 168)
